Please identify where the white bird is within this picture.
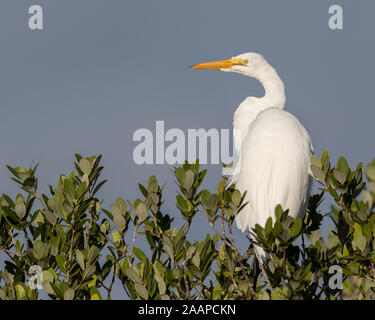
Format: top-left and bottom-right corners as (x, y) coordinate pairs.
(190, 52), (313, 259)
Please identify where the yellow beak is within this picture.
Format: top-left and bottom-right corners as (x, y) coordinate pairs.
(190, 58), (243, 70)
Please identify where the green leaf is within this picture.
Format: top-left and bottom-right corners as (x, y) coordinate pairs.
(6, 165), (22, 179)
(115, 198), (127, 215)
(162, 234), (174, 260)
(278, 229), (291, 242)
(200, 189), (211, 206)
(332, 169), (346, 185)
(15, 284), (26, 300)
(353, 223), (366, 252)
(90, 287), (102, 300)
(265, 217), (273, 236)
(231, 190), (241, 206)
(113, 213), (126, 231)
(273, 221), (283, 236)
(50, 282), (64, 299)
(33, 240), (48, 260)
(133, 247), (147, 263)
(76, 250), (85, 270)
(125, 267), (142, 284)
(138, 183), (148, 197)
(2, 269), (14, 285)
(310, 165), (325, 182)
(47, 198), (58, 211)
(274, 204), (285, 221)
(207, 194), (219, 211)
(183, 170), (194, 190)
(15, 201), (26, 219)
(155, 274), (166, 295)
(64, 288), (75, 300)
(110, 203), (122, 217)
(310, 156), (322, 169)
(290, 218), (302, 238)
(79, 158), (92, 175)
(83, 265), (96, 279)
(153, 262), (165, 278)
(212, 286), (221, 300)
(135, 202), (148, 223)
(217, 179), (225, 194)
(87, 246), (99, 265)
(23, 177), (36, 192)
(42, 270), (54, 283)
(45, 210), (57, 225)
(147, 176), (158, 193)
(148, 192), (159, 205)
(112, 231), (121, 244)
(63, 178), (75, 199)
(365, 164), (375, 181)
(337, 156), (350, 175)
(307, 229), (320, 244)
(327, 187), (339, 201)
(321, 149), (329, 165)
(354, 233), (366, 252)
(135, 283), (149, 299)
(55, 254), (66, 273)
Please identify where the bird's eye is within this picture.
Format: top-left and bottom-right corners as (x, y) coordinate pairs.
(243, 59), (248, 65)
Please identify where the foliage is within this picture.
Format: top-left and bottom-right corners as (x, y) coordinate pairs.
(0, 151), (375, 300)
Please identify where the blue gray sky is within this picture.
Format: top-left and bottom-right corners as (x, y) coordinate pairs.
(0, 0), (374, 299)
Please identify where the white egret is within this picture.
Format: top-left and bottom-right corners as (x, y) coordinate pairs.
(190, 52), (313, 259)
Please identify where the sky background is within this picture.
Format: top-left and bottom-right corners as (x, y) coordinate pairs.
(0, 0), (374, 299)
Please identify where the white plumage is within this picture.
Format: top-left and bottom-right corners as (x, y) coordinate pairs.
(234, 107), (312, 232)
(191, 52), (313, 258)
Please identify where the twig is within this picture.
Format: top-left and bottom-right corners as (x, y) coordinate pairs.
(197, 207), (237, 252)
(227, 221), (258, 299)
(339, 196), (354, 228)
(31, 191), (47, 213)
(254, 247), (274, 293)
(105, 264), (116, 299)
(182, 220), (192, 235)
(23, 229), (31, 253)
(1, 247), (22, 260)
(195, 283), (204, 300)
(84, 214), (94, 251)
(7, 229), (32, 266)
(126, 224), (140, 266)
(120, 280), (132, 299)
(198, 206), (257, 298)
(301, 233), (307, 264)
(219, 211), (242, 298)
(66, 227), (76, 285)
(181, 260), (191, 299)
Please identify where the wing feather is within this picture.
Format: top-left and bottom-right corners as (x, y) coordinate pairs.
(234, 108), (313, 233)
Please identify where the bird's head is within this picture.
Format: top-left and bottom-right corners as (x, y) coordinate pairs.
(190, 52), (270, 78)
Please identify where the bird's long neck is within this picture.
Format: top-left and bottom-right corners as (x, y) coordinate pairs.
(254, 65), (286, 109)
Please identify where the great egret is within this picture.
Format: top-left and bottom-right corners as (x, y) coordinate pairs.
(190, 52), (313, 259)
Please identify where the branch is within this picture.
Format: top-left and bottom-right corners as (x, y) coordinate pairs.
(227, 217), (258, 299)
(31, 191), (47, 213)
(66, 227), (76, 285)
(125, 223), (140, 266)
(197, 207), (237, 252)
(7, 228), (32, 267)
